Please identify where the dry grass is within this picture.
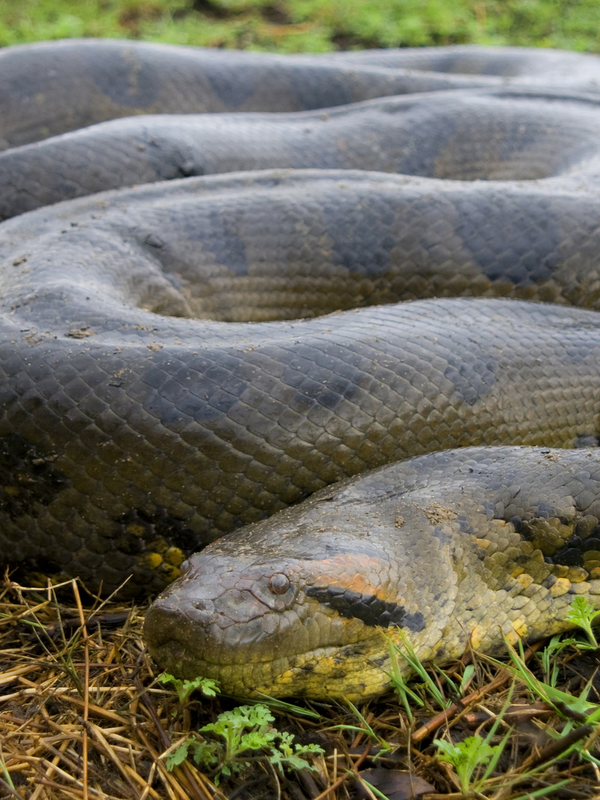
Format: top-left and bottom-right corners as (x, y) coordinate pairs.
(1, 577), (600, 800)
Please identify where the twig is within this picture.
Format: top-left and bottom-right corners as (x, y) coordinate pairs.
(522, 724), (594, 769)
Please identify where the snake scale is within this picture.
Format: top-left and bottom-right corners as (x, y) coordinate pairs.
(3, 39), (600, 697)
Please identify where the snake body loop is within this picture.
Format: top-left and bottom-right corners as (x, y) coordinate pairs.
(2, 40), (600, 695)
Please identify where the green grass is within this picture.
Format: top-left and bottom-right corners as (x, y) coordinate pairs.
(1, 0), (600, 53)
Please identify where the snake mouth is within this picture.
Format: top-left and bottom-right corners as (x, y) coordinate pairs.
(145, 612), (391, 699)
(143, 599), (290, 669)
(143, 508), (428, 698)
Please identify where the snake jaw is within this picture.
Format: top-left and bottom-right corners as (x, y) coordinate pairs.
(145, 591), (397, 698)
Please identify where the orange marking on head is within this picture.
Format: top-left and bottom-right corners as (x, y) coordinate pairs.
(310, 553), (396, 604)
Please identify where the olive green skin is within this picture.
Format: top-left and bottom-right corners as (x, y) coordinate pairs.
(145, 447), (600, 699)
(2, 42), (600, 605)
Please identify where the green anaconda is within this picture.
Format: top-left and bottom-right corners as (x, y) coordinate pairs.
(2, 39), (600, 697)
(145, 446), (600, 699)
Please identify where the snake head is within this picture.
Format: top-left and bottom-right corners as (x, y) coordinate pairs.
(144, 465), (464, 698)
(143, 522), (427, 698)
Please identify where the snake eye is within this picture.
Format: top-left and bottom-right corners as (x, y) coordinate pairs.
(269, 573), (290, 595)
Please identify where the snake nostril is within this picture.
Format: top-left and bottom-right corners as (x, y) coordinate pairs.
(269, 573), (290, 595)
(191, 600), (214, 627)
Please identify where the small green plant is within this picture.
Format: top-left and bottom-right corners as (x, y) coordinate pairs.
(159, 672), (220, 704)
(478, 596), (600, 720)
(268, 730), (324, 772)
(433, 684), (515, 796)
(517, 643), (586, 712)
(435, 714), (574, 799)
(565, 595), (600, 648)
(434, 729), (511, 797)
(486, 636), (600, 787)
(165, 703), (323, 784)
(430, 683), (577, 798)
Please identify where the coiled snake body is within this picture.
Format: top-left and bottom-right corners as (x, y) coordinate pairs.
(3, 39), (600, 696)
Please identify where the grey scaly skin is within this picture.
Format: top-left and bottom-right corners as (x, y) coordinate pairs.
(3, 87), (600, 218)
(5, 40), (600, 151)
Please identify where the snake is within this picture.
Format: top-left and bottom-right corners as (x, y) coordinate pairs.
(3, 39), (600, 697)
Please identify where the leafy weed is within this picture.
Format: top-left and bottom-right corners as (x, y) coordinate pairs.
(164, 703), (323, 784)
